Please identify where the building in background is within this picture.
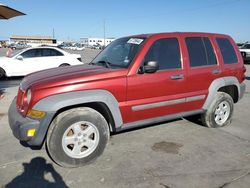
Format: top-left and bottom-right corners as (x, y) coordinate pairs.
(10, 35), (56, 46)
(80, 37), (115, 47)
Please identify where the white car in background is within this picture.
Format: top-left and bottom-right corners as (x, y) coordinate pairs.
(239, 43), (250, 63)
(0, 46), (82, 78)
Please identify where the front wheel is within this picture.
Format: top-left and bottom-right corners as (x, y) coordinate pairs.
(46, 107), (110, 167)
(201, 92), (234, 128)
(59, 63), (70, 67)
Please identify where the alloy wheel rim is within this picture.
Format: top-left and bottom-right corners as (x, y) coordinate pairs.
(214, 101), (230, 126)
(62, 121), (99, 159)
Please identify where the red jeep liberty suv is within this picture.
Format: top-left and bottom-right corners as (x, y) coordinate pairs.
(8, 32), (246, 167)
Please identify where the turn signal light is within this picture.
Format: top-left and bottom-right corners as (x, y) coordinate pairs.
(27, 129), (36, 137)
(27, 109), (46, 119)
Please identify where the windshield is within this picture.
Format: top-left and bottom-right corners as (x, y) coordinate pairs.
(91, 37), (145, 68)
(7, 49), (24, 58)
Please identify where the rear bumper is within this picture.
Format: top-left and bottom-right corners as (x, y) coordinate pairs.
(8, 98), (54, 146)
(239, 82), (246, 100)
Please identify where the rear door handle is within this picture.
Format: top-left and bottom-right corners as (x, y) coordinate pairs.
(212, 69), (221, 75)
(170, 74), (184, 80)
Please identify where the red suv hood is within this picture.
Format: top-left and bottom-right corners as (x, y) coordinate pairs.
(21, 64), (127, 90)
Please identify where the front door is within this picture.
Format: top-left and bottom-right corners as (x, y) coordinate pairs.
(125, 37), (190, 123)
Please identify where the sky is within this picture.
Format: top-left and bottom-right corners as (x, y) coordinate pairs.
(0, 0), (249, 42)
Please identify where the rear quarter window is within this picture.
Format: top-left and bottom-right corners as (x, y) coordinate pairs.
(216, 38), (238, 64)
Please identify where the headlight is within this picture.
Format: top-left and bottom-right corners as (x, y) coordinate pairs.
(26, 89), (32, 105)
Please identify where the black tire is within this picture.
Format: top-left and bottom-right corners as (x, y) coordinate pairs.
(0, 68), (6, 79)
(201, 92), (234, 128)
(46, 107), (110, 168)
(241, 52), (246, 58)
(59, 63), (70, 67)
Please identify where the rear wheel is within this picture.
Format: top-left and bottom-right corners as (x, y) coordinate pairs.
(201, 92), (234, 128)
(0, 68), (6, 79)
(46, 107), (110, 167)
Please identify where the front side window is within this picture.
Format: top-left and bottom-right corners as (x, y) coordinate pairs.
(91, 37), (145, 68)
(186, 37), (217, 67)
(21, 49), (42, 58)
(216, 38), (238, 64)
(144, 38), (181, 70)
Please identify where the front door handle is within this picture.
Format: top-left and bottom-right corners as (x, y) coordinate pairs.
(170, 74), (184, 80)
(212, 69), (221, 75)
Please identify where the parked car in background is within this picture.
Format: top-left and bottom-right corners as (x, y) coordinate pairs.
(239, 43), (250, 63)
(73, 43), (85, 51)
(0, 46), (82, 78)
(91, 43), (104, 50)
(8, 43), (30, 50)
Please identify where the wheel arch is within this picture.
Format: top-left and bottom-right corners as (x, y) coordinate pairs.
(218, 85), (238, 103)
(0, 67), (6, 78)
(54, 101), (116, 133)
(32, 89), (123, 147)
(59, 63), (70, 67)
(203, 76), (241, 110)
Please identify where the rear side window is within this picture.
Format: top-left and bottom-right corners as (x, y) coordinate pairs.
(185, 37), (217, 67)
(216, 38), (238, 64)
(144, 38), (181, 70)
(51, 49), (63, 56)
(42, 49), (64, 57)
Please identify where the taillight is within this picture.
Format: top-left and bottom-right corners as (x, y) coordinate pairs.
(243, 66), (246, 73)
(240, 66), (247, 82)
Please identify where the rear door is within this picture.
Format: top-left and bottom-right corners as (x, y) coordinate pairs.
(40, 48), (65, 68)
(183, 35), (222, 109)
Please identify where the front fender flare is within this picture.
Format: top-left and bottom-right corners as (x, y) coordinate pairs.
(33, 89), (123, 128)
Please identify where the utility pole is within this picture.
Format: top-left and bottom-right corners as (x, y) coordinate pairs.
(52, 28), (55, 39)
(103, 19), (106, 47)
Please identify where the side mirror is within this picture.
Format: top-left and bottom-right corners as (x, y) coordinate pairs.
(144, 61), (158, 73)
(16, 55), (23, 61)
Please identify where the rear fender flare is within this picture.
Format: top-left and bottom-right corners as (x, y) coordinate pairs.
(203, 76), (240, 110)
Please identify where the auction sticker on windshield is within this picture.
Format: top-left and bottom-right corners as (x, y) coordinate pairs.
(127, 38), (144, 45)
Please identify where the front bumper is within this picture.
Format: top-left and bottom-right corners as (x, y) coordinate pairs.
(8, 98), (40, 141)
(8, 98), (54, 146)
